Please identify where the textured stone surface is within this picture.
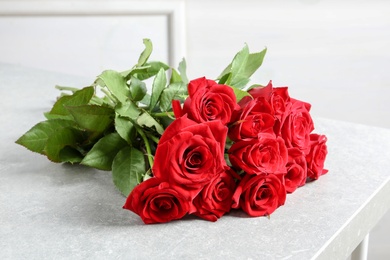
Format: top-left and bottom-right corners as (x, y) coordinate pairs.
(1, 64), (389, 259)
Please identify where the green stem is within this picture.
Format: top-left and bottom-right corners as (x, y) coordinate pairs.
(147, 133), (160, 144)
(55, 85), (79, 93)
(100, 88), (117, 105)
(135, 125), (154, 168)
(89, 96), (104, 106)
(152, 111), (175, 118)
(100, 88), (118, 107)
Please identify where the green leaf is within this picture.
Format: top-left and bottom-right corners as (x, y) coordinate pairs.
(43, 112), (72, 120)
(132, 61), (170, 81)
(98, 70), (129, 103)
(44, 127), (84, 162)
(230, 44), (250, 88)
(216, 45), (267, 89)
(129, 76), (147, 101)
(159, 115), (175, 129)
(231, 77), (250, 89)
(48, 87), (94, 117)
(170, 69), (182, 84)
(115, 114), (135, 144)
(112, 146), (145, 196)
(140, 93), (151, 108)
(242, 48), (267, 79)
(81, 133), (127, 170)
(143, 173), (152, 182)
(115, 100), (141, 119)
(66, 105), (114, 133)
(137, 38), (153, 67)
(229, 85), (252, 102)
(149, 68), (167, 110)
(178, 58), (189, 84)
(137, 112), (164, 135)
(120, 65), (150, 79)
(59, 146), (83, 164)
(159, 82), (186, 111)
(217, 63), (232, 81)
(16, 119), (75, 154)
(218, 72), (232, 85)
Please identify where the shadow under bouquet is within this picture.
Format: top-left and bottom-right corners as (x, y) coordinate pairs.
(17, 39), (328, 224)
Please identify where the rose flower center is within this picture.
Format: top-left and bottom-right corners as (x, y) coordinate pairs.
(183, 146), (213, 174)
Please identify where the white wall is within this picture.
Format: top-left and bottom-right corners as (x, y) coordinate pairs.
(183, 0), (390, 129)
(1, 0), (389, 129)
(0, 15), (169, 77)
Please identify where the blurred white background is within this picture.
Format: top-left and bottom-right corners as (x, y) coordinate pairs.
(1, 0), (389, 258)
(1, 0), (389, 129)
(183, 0), (390, 131)
(0, 15), (169, 76)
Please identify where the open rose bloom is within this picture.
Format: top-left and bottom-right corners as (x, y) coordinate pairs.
(124, 78), (328, 224)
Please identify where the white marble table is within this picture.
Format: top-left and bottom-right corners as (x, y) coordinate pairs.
(1, 64), (389, 259)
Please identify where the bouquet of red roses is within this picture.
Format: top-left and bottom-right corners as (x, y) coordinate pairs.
(17, 39), (328, 224)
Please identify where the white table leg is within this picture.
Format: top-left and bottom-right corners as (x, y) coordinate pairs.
(351, 233), (370, 260)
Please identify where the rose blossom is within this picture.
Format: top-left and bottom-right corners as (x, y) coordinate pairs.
(228, 133), (288, 175)
(192, 168), (236, 222)
(247, 81), (273, 100)
(247, 81), (292, 135)
(181, 77), (239, 125)
(270, 87), (292, 135)
(232, 173), (286, 217)
(280, 98), (314, 154)
(228, 97), (275, 141)
(123, 178), (189, 224)
(306, 134), (328, 180)
(153, 115), (228, 200)
(285, 148), (307, 193)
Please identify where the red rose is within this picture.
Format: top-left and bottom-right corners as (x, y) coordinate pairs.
(247, 81), (292, 135)
(306, 134), (328, 180)
(228, 133), (288, 175)
(281, 99), (314, 154)
(228, 97), (275, 141)
(192, 169), (237, 222)
(270, 87), (290, 118)
(182, 77), (239, 125)
(232, 173), (286, 217)
(247, 80), (273, 100)
(153, 115), (228, 199)
(123, 178), (190, 224)
(270, 87), (291, 134)
(285, 148), (307, 193)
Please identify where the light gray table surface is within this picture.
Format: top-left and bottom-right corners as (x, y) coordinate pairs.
(1, 63), (389, 259)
